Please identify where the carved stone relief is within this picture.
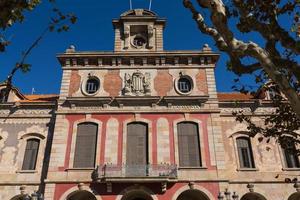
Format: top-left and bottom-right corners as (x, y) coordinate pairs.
(124, 70), (151, 96)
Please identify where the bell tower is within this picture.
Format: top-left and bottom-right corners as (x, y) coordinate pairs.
(113, 9), (166, 52)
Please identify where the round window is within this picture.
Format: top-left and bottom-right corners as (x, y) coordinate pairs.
(177, 77), (193, 94)
(85, 77), (100, 95)
(132, 36), (146, 48)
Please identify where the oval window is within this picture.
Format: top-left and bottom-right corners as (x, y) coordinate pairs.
(177, 77), (193, 94)
(85, 78), (100, 95)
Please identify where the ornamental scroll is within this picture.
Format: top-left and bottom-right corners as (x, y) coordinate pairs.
(124, 70), (151, 96)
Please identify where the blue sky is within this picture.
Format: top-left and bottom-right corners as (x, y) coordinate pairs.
(0, 0), (243, 95)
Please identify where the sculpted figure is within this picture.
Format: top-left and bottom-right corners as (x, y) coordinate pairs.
(144, 72), (151, 94)
(124, 73), (131, 94)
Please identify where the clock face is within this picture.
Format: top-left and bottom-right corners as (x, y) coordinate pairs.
(132, 35), (147, 48)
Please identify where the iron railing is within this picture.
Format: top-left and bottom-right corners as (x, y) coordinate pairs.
(93, 164), (177, 180)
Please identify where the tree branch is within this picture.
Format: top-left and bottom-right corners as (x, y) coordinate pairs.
(184, 0), (300, 118)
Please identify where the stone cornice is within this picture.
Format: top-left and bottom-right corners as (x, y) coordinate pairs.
(57, 51), (220, 68)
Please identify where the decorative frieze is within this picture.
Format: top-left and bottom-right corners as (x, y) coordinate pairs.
(0, 109), (52, 116)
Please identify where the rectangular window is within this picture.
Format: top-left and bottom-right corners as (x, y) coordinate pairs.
(237, 137), (255, 168)
(177, 122), (201, 167)
(22, 139), (40, 170)
(73, 123), (98, 168)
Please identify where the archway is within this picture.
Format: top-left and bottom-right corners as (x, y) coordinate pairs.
(176, 189), (210, 200)
(240, 192), (267, 200)
(121, 190), (153, 200)
(10, 194), (29, 200)
(288, 192), (300, 200)
(67, 191), (97, 200)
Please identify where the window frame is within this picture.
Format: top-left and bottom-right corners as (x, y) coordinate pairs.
(236, 136), (256, 169)
(177, 121), (202, 168)
(173, 119), (206, 169)
(81, 75), (101, 96)
(73, 122), (99, 169)
(122, 118), (153, 166)
(69, 119), (102, 170)
(174, 75), (194, 95)
(21, 138), (40, 171)
(17, 133), (46, 173)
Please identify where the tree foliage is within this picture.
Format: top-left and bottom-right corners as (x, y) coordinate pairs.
(0, 0), (77, 102)
(183, 0), (300, 151)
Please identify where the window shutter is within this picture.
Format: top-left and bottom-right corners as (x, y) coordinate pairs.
(73, 123), (98, 168)
(237, 137), (255, 168)
(126, 122), (148, 176)
(22, 139), (40, 170)
(177, 122), (201, 167)
(126, 123), (148, 165)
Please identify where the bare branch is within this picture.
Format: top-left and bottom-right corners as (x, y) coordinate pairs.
(184, 0), (300, 118)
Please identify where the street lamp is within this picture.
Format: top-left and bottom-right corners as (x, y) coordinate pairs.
(218, 189), (239, 200)
(24, 191), (44, 200)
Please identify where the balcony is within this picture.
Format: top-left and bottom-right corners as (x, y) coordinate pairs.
(92, 164), (178, 182)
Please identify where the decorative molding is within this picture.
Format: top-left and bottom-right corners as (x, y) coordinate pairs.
(0, 109), (51, 116)
(124, 70), (151, 96)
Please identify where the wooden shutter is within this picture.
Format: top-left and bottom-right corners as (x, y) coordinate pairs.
(22, 139), (40, 170)
(177, 122), (201, 167)
(237, 137), (255, 168)
(126, 122), (148, 176)
(73, 123), (98, 168)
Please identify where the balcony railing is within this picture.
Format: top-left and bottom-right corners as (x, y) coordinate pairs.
(92, 164), (177, 181)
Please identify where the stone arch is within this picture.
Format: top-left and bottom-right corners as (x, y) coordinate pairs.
(288, 192), (300, 200)
(116, 185), (158, 200)
(240, 192), (267, 200)
(59, 186), (101, 200)
(67, 191), (97, 200)
(172, 185), (215, 200)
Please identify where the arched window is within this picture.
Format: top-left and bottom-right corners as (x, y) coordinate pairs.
(283, 145), (300, 168)
(126, 122), (148, 176)
(22, 139), (40, 170)
(177, 122), (201, 167)
(73, 122), (98, 168)
(236, 137), (255, 168)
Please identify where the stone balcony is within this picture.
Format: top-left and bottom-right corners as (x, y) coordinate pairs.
(92, 164), (178, 183)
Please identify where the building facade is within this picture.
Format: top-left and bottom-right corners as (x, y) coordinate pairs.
(0, 9), (300, 200)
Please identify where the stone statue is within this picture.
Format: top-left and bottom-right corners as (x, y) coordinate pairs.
(124, 73), (131, 94)
(144, 72), (151, 95)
